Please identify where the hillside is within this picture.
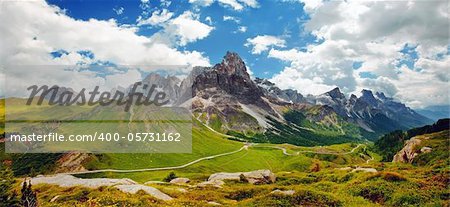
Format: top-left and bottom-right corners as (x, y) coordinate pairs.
(374, 118), (450, 161)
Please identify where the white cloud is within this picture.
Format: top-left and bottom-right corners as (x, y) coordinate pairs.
(189, 0), (214, 7)
(218, 0), (244, 10)
(0, 0), (212, 96)
(223, 15), (240, 23)
(239, 0), (259, 8)
(205, 16), (213, 25)
(113, 7), (124, 15)
(189, 0), (258, 11)
(245, 35), (286, 54)
(236, 26), (247, 33)
(270, 0), (449, 108)
(159, 11), (214, 46)
(137, 9), (174, 26)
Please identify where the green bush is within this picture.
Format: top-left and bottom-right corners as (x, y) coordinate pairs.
(350, 181), (394, 204)
(162, 172), (177, 182)
(251, 189), (342, 207)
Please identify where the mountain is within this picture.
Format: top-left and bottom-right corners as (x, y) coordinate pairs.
(24, 51), (433, 145)
(307, 88), (433, 135)
(186, 52), (277, 134)
(176, 51), (435, 144)
(254, 78), (305, 104)
(416, 105), (450, 121)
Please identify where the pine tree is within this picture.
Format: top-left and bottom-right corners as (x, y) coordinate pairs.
(21, 179), (38, 207)
(0, 166), (20, 207)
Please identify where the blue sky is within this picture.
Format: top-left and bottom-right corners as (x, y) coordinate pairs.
(1, 0), (448, 108)
(48, 0), (314, 79)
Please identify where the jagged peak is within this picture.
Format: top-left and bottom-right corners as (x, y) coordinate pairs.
(215, 51), (250, 78)
(361, 89), (374, 96)
(325, 87), (345, 99)
(360, 89), (379, 106)
(375, 91), (387, 100)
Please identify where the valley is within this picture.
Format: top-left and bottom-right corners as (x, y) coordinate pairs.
(1, 52), (448, 206)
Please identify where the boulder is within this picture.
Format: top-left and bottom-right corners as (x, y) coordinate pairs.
(393, 137), (422, 163)
(115, 184), (173, 201)
(170, 177), (190, 184)
(208, 169), (275, 184)
(196, 180), (225, 188)
(29, 174), (172, 201)
(30, 174), (136, 188)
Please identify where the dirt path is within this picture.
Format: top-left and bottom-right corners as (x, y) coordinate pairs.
(252, 144), (364, 156)
(65, 143), (251, 175)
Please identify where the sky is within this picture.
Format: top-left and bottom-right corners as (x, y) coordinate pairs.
(0, 0), (448, 109)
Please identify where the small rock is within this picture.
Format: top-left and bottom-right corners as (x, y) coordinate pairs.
(207, 201), (222, 206)
(270, 189), (295, 195)
(420, 147), (432, 153)
(170, 177), (190, 184)
(50, 195), (60, 202)
(337, 167), (352, 171)
(352, 167), (377, 173)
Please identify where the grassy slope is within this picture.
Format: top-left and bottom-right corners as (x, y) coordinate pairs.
(2, 99), (449, 206)
(78, 143), (369, 182)
(86, 121), (243, 170)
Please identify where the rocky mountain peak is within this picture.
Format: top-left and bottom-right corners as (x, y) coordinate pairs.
(215, 51), (250, 79)
(325, 87), (345, 100)
(360, 89), (379, 106)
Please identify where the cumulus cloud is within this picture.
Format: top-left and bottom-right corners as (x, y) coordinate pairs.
(137, 9), (174, 26)
(0, 0), (211, 96)
(269, 0), (449, 108)
(245, 35), (286, 54)
(189, 0), (258, 11)
(223, 15), (241, 23)
(156, 11), (214, 46)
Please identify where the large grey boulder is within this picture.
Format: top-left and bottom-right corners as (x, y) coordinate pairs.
(115, 184), (173, 201)
(29, 174), (172, 201)
(170, 177), (190, 184)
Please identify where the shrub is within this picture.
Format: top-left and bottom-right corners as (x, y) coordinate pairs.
(366, 172), (407, 182)
(162, 172), (177, 182)
(226, 188), (260, 201)
(351, 181), (393, 204)
(390, 192), (424, 207)
(251, 189), (342, 207)
(382, 172), (406, 182)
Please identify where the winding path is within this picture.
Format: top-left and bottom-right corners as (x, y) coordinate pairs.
(65, 143), (369, 175)
(65, 144), (251, 175)
(253, 144), (364, 156)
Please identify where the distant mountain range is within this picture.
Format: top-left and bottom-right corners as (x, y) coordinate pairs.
(416, 105), (450, 121)
(40, 51), (437, 145)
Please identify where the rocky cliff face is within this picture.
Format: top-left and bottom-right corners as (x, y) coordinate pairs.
(392, 135), (435, 163)
(188, 52), (278, 133)
(254, 78), (305, 104)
